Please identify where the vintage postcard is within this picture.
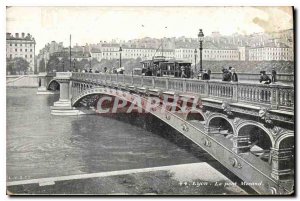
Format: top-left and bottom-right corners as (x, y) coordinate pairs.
(6, 6), (294, 195)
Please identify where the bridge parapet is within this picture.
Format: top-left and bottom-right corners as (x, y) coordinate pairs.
(71, 73), (294, 111)
(210, 72), (294, 84)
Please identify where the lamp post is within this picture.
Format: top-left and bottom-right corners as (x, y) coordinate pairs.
(73, 58), (76, 72)
(198, 29), (204, 73)
(89, 55), (92, 69)
(119, 47), (122, 68)
(194, 49), (197, 75)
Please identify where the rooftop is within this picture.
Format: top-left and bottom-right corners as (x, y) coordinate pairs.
(6, 32), (35, 41)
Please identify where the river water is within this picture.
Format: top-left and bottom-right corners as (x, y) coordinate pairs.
(7, 87), (216, 181)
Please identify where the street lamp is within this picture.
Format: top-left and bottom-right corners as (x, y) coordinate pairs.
(198, 29), (204, 73)
(119, 47), (122, 68)
(89, 54), (92, 69)
(194, 49), (197, 75)
(73, 58), (76, 72)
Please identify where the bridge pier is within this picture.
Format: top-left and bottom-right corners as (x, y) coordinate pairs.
(51, 72), (80, 115)
(37, 72), (48, 94)
(37, 72), (57, 95)
(270, 147), (294, 181)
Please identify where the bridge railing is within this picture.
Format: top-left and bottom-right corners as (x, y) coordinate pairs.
(210, 72), (294, 84)
(71, 72), (294, 110)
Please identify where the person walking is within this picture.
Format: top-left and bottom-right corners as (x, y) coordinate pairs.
(271, 68), (277, 83)
(202, 69), (210, 80)
(228, 66), (232, 81)
(231, 68), (238, 82)
(181, 66), (187, 78)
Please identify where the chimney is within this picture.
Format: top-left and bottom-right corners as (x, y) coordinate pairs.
(6, 33), (11, 38)
(22, 32), (25, 38)
(15, 33), (19, 38)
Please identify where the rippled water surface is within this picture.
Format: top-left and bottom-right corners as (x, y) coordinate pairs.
(7, 88), (207, 181)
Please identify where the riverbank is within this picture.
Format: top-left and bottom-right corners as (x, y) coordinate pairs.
(7, 163), (247, 195)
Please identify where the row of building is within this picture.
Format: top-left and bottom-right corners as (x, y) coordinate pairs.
(89, 40), (293, 64)
(6, 30), (294, 73)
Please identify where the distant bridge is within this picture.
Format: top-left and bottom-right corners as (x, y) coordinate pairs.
(37, 72), (294, 195)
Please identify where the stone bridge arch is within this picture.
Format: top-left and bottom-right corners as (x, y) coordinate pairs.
(206, 113), (236, 136)
(184, 109), (206, 122)
(47, 79), (60, 91)
(234, 121), (274, 162)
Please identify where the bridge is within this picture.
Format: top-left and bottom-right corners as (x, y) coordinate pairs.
(37, 71), (294, 195)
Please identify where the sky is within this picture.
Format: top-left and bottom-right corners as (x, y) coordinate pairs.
(6, 6), (293, 51)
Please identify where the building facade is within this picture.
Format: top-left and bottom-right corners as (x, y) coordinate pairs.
(249, 42), (293, 61)
(6, 32), (36, 73)
(175, 47), (242, 64)
(90, 46), (175, 62)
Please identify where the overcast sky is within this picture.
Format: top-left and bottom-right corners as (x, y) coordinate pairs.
(6, 6), (293, 51)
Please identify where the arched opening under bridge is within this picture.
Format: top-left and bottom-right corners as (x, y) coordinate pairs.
(47, 80), (60, 91)
(186, 111), (205, 130)
(208, 116), (234, 139)
(237, 124), (273, 163)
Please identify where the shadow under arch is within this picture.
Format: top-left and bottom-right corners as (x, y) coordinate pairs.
(47, 79), (60, 91)
(206, 113), (235, 136)
(236, 121), (274, 162)
(185, 109), (206, 122)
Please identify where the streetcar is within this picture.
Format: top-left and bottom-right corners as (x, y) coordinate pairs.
(140, 56), (192, 78)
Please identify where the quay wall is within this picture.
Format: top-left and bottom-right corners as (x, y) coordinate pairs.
(6, 75), (39, 87)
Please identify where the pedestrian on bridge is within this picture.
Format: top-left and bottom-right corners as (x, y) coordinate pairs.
(202, 69), (210, 80)
(259, 71), (271, 84)
(222, 68), (231, 82)
(181, 66), (187, 78)
(231, 68), (238, 82)
(228, 66), (233, 80)
(271, 68), (277, 83)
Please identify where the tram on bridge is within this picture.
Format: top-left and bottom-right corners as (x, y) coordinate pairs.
(139, 56), (193, 78)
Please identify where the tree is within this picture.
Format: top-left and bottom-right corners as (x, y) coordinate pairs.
(77, 59), (90, 71)
(9, 57), (29, 75)
(46, 56), (60, 72)
(39, 58), (46, 73)
(91, 58), (100, 68)
(6, 58), (13, 75)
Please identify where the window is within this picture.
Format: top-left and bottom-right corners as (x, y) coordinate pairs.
(15, 44), (17, 46)
(25, 49), (27, 52)
(10, 43), (12, 46)
(20, 49), (22, 52)
(10, 54), (12, 59)
(30, 54), (32, 58)
(15, 49), (17, 52)
(25, 55), (27, 58)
